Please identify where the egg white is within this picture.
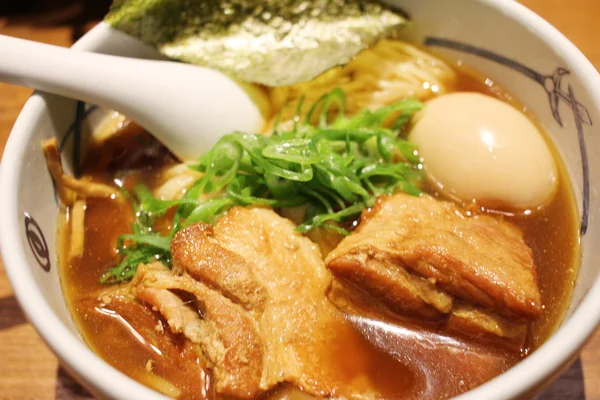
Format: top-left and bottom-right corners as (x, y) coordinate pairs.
(409, 92), (558, 209)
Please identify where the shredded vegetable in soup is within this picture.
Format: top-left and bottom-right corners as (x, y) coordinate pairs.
(49, 39), (579, 400)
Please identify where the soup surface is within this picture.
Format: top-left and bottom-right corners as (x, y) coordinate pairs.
(55, 44), (580, 400)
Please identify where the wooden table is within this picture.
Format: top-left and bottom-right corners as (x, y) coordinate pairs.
(0, 1), (598, 398)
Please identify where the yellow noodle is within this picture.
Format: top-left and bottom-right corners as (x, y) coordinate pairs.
(153, 163), (203, 201)
(70, 200), (86, 260)
(56, 209), (71, 272)
(43, 138), (120, 205)
(263, 40), (457, 128)
(144, 373), (182, 398)
(92, 111), (128, 143)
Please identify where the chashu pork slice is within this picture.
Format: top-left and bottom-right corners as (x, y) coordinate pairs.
(170, 222), (267, 311)
(447, 302), (528, 349)
(134, 207), (372, 399)
(131, 262), (265, 398)
(211, 206), (343, 395)
(325, 193), (543, 321)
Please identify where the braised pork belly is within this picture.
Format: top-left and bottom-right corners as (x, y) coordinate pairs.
(123, 192), (543, 398)
(128, 207), (367, 399)
(325, 193), (542, 348)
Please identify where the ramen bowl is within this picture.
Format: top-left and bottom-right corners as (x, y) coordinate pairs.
(1, 0), (600, 399)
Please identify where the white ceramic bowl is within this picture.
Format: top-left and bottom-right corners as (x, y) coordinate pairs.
(2, 1), (600, 399)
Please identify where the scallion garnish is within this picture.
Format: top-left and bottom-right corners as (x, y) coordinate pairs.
(100, 89), (424, 283)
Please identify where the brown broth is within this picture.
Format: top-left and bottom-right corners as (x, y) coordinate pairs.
(58, 64), (580, 399)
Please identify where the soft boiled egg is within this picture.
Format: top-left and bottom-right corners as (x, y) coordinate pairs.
(409, 92), (558, 210)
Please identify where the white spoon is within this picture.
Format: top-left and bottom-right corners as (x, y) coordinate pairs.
(0, 34), (263, 161)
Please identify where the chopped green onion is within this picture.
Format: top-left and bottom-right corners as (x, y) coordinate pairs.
(101, 89), (425, 284)
(118, 233), (171, 252)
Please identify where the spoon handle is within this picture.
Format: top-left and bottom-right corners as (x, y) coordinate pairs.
(0, 34), (140, 108)
(0, 34), (263, 160)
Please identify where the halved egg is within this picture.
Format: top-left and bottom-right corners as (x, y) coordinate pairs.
(409, 92), (557, 210)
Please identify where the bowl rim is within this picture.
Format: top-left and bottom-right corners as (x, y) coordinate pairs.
(455, 1), (600, 397)
(1, 1), (600, 399)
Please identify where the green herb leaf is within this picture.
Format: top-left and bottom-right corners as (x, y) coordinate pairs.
(134, 184), (195, 213)
(185, 198), (234, 225)
(297, 203), (366, 233)
(100, 247), (170, 284)
(101, 89), (425, 284)
(118, 233), (171, 252)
